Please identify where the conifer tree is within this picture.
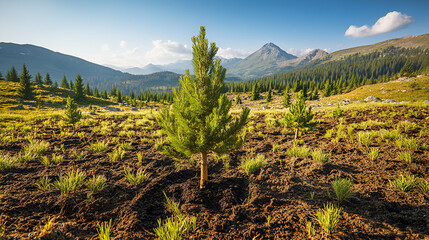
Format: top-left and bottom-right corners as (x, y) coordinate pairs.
(17, 64), (33, 100)
(94, 87), (100, 98)
(63, 97), (82, 132)
(284, 91), (317, 141)
(400, 63), (414, 77)
(6, 66), (19, 82)
(236, 94), (242, 104)
(44, 73), (52, 86)
(60, 75), (69, 89)
(70, 80), (74, 90)
(282, 86), (291, 108)
(157, 26), (249, 189)
(0, 72), (3, 80)
(34, 72), (42, 85)
(117, 89), (122, 103)
(250, 83), (260, 101)
(74, 74), (85, 100)
(85, 82), (91, 95)
(53, 81), (58, 88)
(266, 88), (272, 103)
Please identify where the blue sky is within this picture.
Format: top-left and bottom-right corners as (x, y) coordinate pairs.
(1, 0), (428, 67)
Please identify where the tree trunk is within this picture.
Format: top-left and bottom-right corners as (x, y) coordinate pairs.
(200, 151), (208, 189)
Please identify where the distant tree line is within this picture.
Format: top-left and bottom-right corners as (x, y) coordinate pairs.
(1, 64), (173, 104)
(225, 47), (429, 97)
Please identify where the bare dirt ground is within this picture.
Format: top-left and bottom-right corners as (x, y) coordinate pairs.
(0, 104), (428, 239)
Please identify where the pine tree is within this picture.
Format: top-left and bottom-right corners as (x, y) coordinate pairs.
(74, 74), (85, 100)
(284, 91), (317, 141)
(157, 26), (250, 189)
(34, 72), (42, 85)
(0, 72), (3, 80)
(70, 80), (74, 90)
(266, 88), (272, 103)
(400, 63), (414, 77)
(236, 94), (242, 104)
(17, 64), (33, 100)
(53, 81), (58, 88)
(282, 86), (291, 108)
(6, 66), (19, 82)
(94, 86), (100, 98)
(250, 83), (260, 101)
(63, 97), (82, 132)
(110, 85), (117, 96)
(44, 73), (52, 86)
(117, 89), (122, 103)
(85, 82), (91, 95)
(60, 75), (69, 89)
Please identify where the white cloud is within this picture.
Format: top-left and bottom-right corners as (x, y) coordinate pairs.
(286, 48), (313, 57)
(217, 48), (251, 59)
(120, 40), (127, 48)
(145, 40), (192, 65)
(100, 44), (110, 51)
(345, 11), (414, 38)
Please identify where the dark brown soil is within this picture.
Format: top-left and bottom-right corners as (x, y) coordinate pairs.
(0, 105), (428, 239)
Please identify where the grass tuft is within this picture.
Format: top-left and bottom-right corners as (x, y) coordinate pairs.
(154, 192), (197, 240)
(124, 168), (149, 185)
(311, 149), (330, 162)
(53, 168), (86, 194)
(316, 202), (341, 235)
(97, 219), (112, 240)
(389, 174), (417, 191)
(86, 175), (107, 197)
(398, 151), (413, 163)
(287, 144), (311, 158)
(90, 140), (109, 152)
(367, 148), (380, 161)
(332, 178), (352, 203)
(241, 154), (265, 174)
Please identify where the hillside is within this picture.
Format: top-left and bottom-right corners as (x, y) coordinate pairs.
(0, 42), (126, 85)
(319, 33), (429, 63)
(0, 43), (181, 93)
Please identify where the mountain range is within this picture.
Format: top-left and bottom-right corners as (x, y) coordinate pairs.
(1, 33), (428, 93)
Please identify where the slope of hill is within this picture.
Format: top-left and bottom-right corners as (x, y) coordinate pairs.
(320, 33), (429, 63)
(0, 42), (126, 84)
(0, 43), (181, 93)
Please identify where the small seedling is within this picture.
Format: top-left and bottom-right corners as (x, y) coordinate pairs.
(154, 192), (197, 239)
(389, 174), (417, 191)
(124, 168), (148, 185)
(109, 149), (125, 163)
(272, 144), (279, 153)
(398, 151), (413, 163)
(137, 152), (143, 164)
(266, 215), (272, 226)
(332, 178), (352, 203)
(316, 202), (341, 235)
(53, 168), (86, 194)
(310, 192), (315, 200)
(367, 148), (380, 161)
(38, 217), (54, 238)
(86, 175), (107, 198)
(241, 155), (265, 175)
(306, 222), (316, 237)
(97, 219), (112, 240)
(311, 149), (329, 162)
(35, 176), (51, 191)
